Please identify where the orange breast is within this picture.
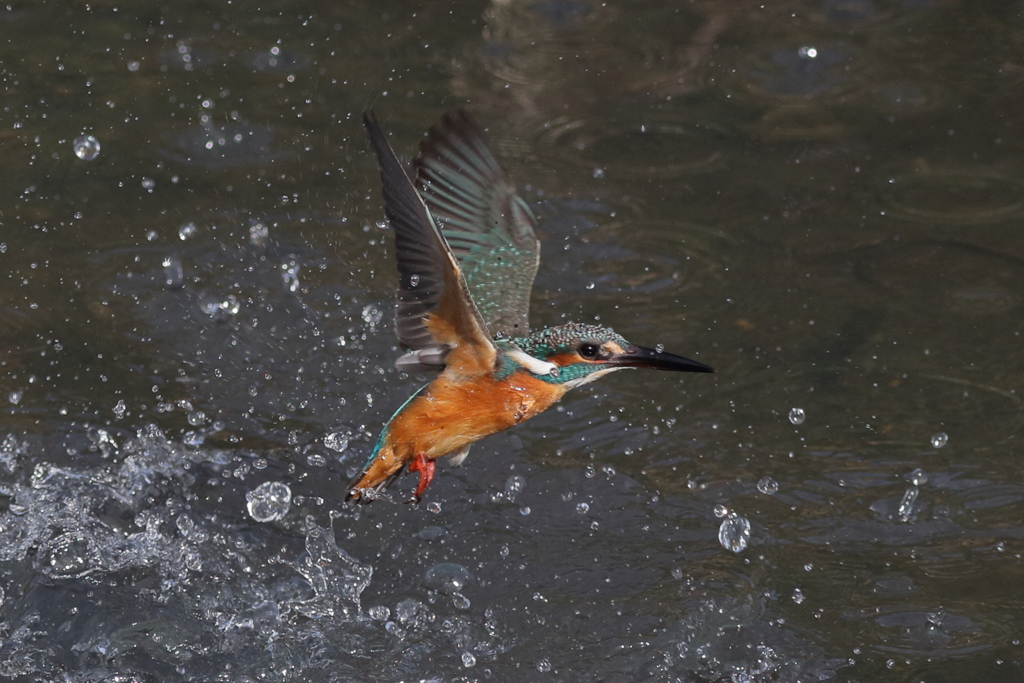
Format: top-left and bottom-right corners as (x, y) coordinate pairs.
(385, 372), (567, 461)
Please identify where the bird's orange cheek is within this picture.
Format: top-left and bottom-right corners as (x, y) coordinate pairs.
(547, 353), (583, 367)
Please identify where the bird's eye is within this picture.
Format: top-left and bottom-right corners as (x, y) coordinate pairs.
(578, 343), (600, 359)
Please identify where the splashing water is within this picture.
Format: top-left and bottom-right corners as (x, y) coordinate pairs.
(289, 517), (372, 619)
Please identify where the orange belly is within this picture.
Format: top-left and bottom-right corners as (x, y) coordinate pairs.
(392, 373), (566, 457)
(353, 372), (567, 490)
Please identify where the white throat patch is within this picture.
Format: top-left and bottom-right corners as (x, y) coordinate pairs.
(506, 348), (559, 377)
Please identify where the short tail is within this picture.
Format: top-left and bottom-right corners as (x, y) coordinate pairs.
(344, 455), (406, 505)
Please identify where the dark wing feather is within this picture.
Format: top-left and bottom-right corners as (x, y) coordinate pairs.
(414, 110), (540, 339)
(362, 110), (496, 372)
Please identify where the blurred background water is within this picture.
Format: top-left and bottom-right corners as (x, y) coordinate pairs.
(1, 0), (1023, 681)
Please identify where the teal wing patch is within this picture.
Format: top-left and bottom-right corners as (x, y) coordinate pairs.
(414, 110), (540, 339)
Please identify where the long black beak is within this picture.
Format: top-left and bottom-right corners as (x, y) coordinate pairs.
(607, 345), (714, 373)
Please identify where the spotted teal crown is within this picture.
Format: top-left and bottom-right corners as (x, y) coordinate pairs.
(509, 323), (628, 360)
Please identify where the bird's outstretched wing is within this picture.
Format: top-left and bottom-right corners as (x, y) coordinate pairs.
(414, 110), (540, 340)
(363, 110), (497, 376)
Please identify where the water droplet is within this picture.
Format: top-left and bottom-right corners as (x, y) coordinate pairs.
(307, 453), (326, 467)
(907, 468), (928, 486)
(88, 427), (118, 457)
(757, 476), (778, 495)
(178, 222), (197, 240)
(162, 255), (184, 289)
(253, 457), (268, 470)
(788, 407), (806, 425)
(324, 432), (349, 452)
(897, 485), (919, 522)
(175, 514), (195, 537)
(187, 410), (206, 426)
(73, 134), (100, 161)
(127, 60), (141, 72)
(8, 390), (22, 405)
(368, 605), (390, 621)
(281, 257), (300, 292)
(424, 562), (472, 595)
(798, 45), (818, 59)
(519, 505), (531, 516)
(713, 504), (729, 518)
(452, 592), (471, 609)
(536, 658), (552, 673)
(584, 464), (596, 478)
(499, 544), (509, 558)
(409, 273), (420, 288)
(931, 432), (948, 448)
(361, 304), (383, 325)
(576, 502), (590, 514)
(417, 526), (444, 540)
(426, 501), (442, 514)
(245, 481), (292, 522)
(718, 515), (751, 553)
(249, 220), (270, 247)
(504, 474), (526, 502)
(141, 177), (155, 191)
(462, 652), (477, 668)
(592, 167), (605, 179)
(792, 587), (806, 604)
(200, 294), (240, 319)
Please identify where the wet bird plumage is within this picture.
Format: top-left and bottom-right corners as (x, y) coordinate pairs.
(347, 110), (712, 504)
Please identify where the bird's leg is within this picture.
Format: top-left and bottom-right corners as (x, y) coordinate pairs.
(406, 453), (436, 503)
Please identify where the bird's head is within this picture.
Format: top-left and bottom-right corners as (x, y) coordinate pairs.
(504, 323), (713, 389)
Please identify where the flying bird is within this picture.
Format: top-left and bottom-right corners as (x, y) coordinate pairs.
(347, 109), (712, 503)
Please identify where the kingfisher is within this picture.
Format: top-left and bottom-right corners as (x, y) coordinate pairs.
(346, 109), (713, 504)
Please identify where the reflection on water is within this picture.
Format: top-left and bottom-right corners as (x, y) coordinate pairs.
(2, 0), (1024, 681)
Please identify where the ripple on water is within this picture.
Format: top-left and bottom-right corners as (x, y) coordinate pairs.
(480, 1), (620, 86)
(883, 169), (1024, 224)
(867, 80), (949, 116)
(723, 41), (861, 104)
(744, 0), (936, 37)
(852, 606), (998, 658)
(744, 103), (852, 142)
(575, 219), (733, 298)
(537, 113), (731, 179)
(857, 240), (1024, 315)
(477, 2), (713, 103)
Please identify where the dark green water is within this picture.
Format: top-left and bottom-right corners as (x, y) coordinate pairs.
(1, 1), (1023, 681)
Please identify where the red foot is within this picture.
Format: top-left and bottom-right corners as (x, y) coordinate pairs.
(406, 453), (436, 503)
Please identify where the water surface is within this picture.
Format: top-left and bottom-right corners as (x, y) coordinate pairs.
(1, 1), (1023, 681)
